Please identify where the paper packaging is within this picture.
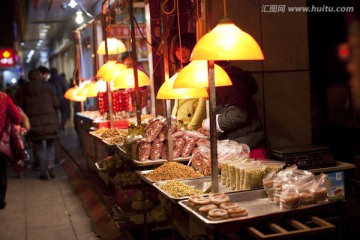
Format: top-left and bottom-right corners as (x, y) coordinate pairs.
(326, 171), (345, 201)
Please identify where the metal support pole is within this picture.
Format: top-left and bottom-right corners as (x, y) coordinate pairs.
(75, 31), (84, 112)
(129, 0), (141, 125)
(102, 0), (114, 128)
(160, 0), (173, 161)
(166, 100), (173, 161)
(208, 60), (219, 193)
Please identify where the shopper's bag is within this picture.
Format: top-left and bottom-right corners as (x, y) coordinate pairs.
(0, 120), (13, 160)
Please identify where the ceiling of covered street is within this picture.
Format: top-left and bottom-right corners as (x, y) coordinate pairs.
(23, 0), (100, 68)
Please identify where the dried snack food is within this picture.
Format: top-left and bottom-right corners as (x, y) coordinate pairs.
(131, 138), (142, 160)
(207, 208), (228, 221)
(173, 137), (186, 159)
(227, 207), (248, 218)
(145, 162), (203, 181)
(210, 193), (230, 206)
(280, 192), (300, 209)
(219, 202), (240, 210)
(100, 128), (121, 138)
(150, 139), (163, 160)
(312, 187), (328, 203)
(138, 141), (151, 162)
(181, 137), (196, 158)
(299, 192), (315, 205)
(160, 180), (204, 198)
(198, 204), (217, 216)
(145, 120), (164, 142)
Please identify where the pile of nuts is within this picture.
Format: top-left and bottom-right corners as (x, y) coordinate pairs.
(160, 180), (204, 197)
(145, 162), (203, 181)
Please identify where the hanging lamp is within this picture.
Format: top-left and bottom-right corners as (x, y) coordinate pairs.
(173, 60), (232, 89)
(102, 63), (127, 82)
(113, 68), (150, 89)
(186, 0), (264, 193)
(191, 18), (264, 61)
(96, 60), (117, 78)
(64, 87), (87, 102)
(191, 0), (264, 61)
(97, 38), (127, 55)
(77, 81), (99, 98)
(157, 73), (208, 99)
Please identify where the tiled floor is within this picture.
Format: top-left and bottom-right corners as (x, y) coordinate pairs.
(0, 161), (99, 240)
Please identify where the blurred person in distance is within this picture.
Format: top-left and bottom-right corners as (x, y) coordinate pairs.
(49, 68), (70, 130)
(17, 69), (60, 180)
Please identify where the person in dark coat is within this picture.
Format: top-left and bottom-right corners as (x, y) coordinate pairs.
(17, 69), (60, 180)
(202, 62), (267, 159)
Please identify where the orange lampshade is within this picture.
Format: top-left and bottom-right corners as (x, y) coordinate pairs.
(77, 82), (99, 97)
(191, 20), (264, 61)
(96, 60), (117, 78)
(113, 68), (151, 89)
(173, 60), (232, 89)
(97, 38), (127, 55)
(64, 87), (86, 102)
(96, 79), (107, 92)
(157, 73), (208, 99)
(102, 63), (127, 82)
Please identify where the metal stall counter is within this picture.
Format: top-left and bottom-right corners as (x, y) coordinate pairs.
(146, 161), (355, 240)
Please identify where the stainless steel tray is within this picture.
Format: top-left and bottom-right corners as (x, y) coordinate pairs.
(89, 131), (101, 138)
(178, 189), (335, 225)
(153, 177), (237, 201)
(136, 170), (155, 184)
(94, 162), (122, 173)
(136, 169), (204, 185)
(132, 157), (190, 166)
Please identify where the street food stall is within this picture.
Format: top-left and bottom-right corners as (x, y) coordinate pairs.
(67, 0), (357, 239)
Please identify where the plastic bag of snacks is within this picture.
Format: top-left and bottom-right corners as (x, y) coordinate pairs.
(263, 170), (277, 201)
(191, 147), (212, 176)
(297, 180), (315, 206)
(310, 173), (328, 203)
(273, 166), (297, 205)
(280, 183), (300, 210)
(218, 140), (250, 165)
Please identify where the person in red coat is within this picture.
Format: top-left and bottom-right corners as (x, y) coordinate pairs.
(0, 91), (22, 209)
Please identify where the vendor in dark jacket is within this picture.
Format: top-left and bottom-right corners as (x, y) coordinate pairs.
(202, 61), (267, 159)
(17, 69), (60, 180)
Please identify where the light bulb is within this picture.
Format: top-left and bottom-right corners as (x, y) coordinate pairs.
(75, 10), (84, 24)
(68, 0), (77, 8)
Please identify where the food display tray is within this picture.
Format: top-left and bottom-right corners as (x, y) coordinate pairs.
(94, 162), (123, 173)
(153, 177), (238, 201)
(178, 189), (336, 225)
(131, 157), (190, 166)
(101, 138), (124, 146)
(136, 169), (203, 185)
(89, 131), (101, 138)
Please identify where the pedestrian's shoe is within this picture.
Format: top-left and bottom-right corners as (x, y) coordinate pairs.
(48, 168), (55, 178)
(39, 175), (49, 180)
(32, 162), (39, 171)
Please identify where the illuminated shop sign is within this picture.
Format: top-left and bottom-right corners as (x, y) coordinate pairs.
(110, 24), (147, 38)
(0, 48), (15, 67)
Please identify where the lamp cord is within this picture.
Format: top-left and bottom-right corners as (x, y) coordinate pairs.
(223, 0), (227, 18)
(176, 0), (183, 69)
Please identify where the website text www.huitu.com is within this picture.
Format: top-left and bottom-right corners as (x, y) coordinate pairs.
(261, 5), (354, 13)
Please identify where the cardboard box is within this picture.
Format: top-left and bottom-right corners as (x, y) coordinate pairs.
(326, 171), (345, 201)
